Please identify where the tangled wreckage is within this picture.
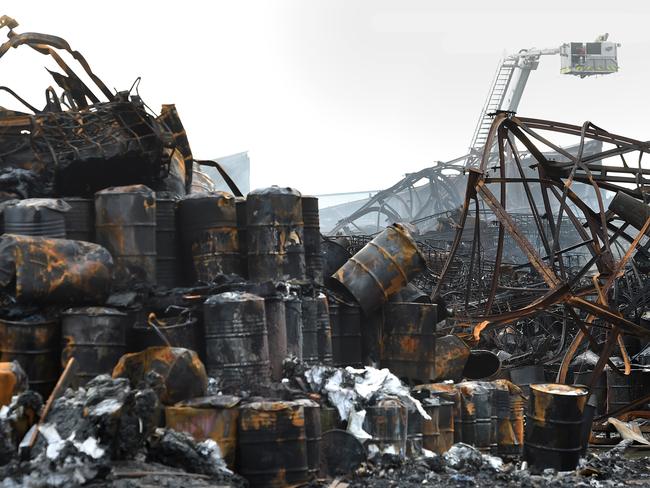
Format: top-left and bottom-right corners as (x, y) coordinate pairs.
(1, 16), (650, 488)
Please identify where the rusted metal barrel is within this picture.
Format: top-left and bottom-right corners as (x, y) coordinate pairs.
(331, 301), (363, 368)
(606, 367), (645, 413)
(302, 196), (323, 284)
(491, 380), (525, 456)
(361, 308), (383, 366)
(165, 395), (240, 469)
(573, 369), (607, 415)
(294, 399), (321, 479)
(433, 334), (470, 382)
(382, 302), (437, 384)
(95, 184), (156, 286)
(235, 197), (248, 278)
(131, 312), (200, 354)
(301, 295), (319, 365)
(414, 383), (459, 448)
(407, 408), (424, 456)
(331, 223), (425, 313)
(320, 405), (343, 432)
(61, 307), (127, 386)
(524, 384), (588, 472)
(265, 293), (287, 381)
(363, 398), (408, 458)
(238, 401), (309, 488)
(0, 361), (28, 407)
(4, 199), (68, 238)
(284, 294), (303, 359)
(178, 192), (241, 283)
(63, 197), (94, 242)
(321, 238), (351, 278)
(388, 283), (430, 304)
(463, 350), (501, 380)
(155, 195), (181, 288)
(420, 396), (455, 455)
(246, 186), (305, 282)
(510, 364), (546, 400)
(0, 316), (60, 398)
(203, 292), (270, 388)
(457, 382), (492, 452)
(317, 294), (333, 365)
(609, 191), (650, 233)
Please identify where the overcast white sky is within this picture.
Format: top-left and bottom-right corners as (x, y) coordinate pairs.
(2, 1), (649, 196)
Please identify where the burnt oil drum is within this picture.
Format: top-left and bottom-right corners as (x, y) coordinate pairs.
(131, 313), (200, 354)
(331, 302), (363, 367)
(301, 195), (323, 283)
(178, 192), (241, 284)
(61, 307), (127, 386)
(284, 294), (303, 359)
(0, 315), (61, 398)
(457, 381), (492, 452)
(237, 400), (309, 488)
(63, 197), (95, 242)
(246, 186), (305, 282)
(316, 293), (333, 365)
(524, 383), (588, 472)
(95, 184), (156, 286)
(235, 197), (248, 278)
(264, 293), (287, 382)
(294, 398), (322, 479)
(203, 292), (270, 388)
(155, 195), (181, 288)
(573, 369), (607, 416)
(362, 398), (408, 458)
(301, 295), (319, 365)
(4, 199), (67, 238)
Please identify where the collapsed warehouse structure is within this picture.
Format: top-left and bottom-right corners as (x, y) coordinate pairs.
(0, 16), (649, 488)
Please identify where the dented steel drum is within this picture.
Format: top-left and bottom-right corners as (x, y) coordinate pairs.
(382, 302), (437, 384)
(433, 334), (470, 383)
(95, 184), (156, 286)
(302, 196), (323, 283)
(294, 399), (322, 479)
(3, 199), (68, 238)
(317, 294), (333, 365)
(61, 307), (127, 386)
(0, 235), (113, 305)
(363, 398), (408, 458)
(155, 195), (181, 288)
(414, 383), (459, 446)
(63, 197), (95, 242)
(246, 186), (305, 282)
(265, 293), (288, 381)
(203, 292), (270, 388)
(457, 382), (492, 452)
(284, 294), (303, 359)
(235, 197), (248, 278)
(165, 395), (240, 469)
(331, 301), (363, 367)
(0, 316), (61, 398)
(331, 223), (425, 313)
(238, 401), (309, 488)
(524, 383), (588, 472)
(301, 295), (319, 365)
(178, 192), (241, 283)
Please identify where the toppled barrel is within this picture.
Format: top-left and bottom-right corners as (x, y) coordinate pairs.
(609, 191), (650, 232)
(203, 292), (270, 388)
(302, 196), (323, 283)
(63, 197), (94, 242)
(363, 398), (408, 458)
(155, 194), (181, 287)
(284, 294), (303, 359)
(237, 401), (309, 488)
(433, 335), (470, 382)
(382, 302), (437, 384)
(317, 293), (333, 365)
(3, 198), (68, 238)
(331, 301), (363, 368)
(463, 350), (501, 380)
(0, 315), (60, 398)
(321, 238), (351, 278)
(331, 223), (425, 313)
(524, 383), (588, 472)
(178, 192), (241, 283)
(301, 295), (319, 365)
(95, 184), (156, 286)
(246, 186), (305, 282)
(61, 307), (127, 386)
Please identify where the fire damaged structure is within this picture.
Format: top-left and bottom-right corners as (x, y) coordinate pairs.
(0, 16), (649, 488)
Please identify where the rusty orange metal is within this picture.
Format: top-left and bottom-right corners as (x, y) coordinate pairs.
(0, 361), (27, 406)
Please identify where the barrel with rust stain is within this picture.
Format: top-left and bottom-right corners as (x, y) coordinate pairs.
(301, 295), (319, 365)
(238, 400), (309, 488)
(95, 184), (156, 286)
(265, 293), (287, 381)
(330, 223), (425, 313)
(294, 399), (321, 479)
(0, 316), (61, 398)
(433, 335), (470, 383)
(4, 199), (68, 238)
(382, 302), (437, 384)
(457, 381), (492, 452)
(284, 294), (303, 359)
(203, 292), (270, 388)
(363, 398), (408, 458)
(331, 301), (363, 367)
(63, 197), (95, 242)
(317, 293), (333, 365)
(414, 383), (458, 449)
(524, 383), (588, 472)
(302, 196), (323, 283)
(155, 195), (181, 288)
(61, 307), (127, 386)
(178, 192), (241, 284)
(247, 186), (305, 282)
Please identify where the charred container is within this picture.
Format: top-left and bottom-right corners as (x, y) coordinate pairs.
(321, 238), (352, 279)
(606, 367), (645, 414)
(573, 369), (607, 416)
(382, 302), (436, 384)
(330, 223), (425, 313)
(457, 382), (492, 452)
(61, 307), (127, 386)
(524, 383), (588, 472)
(265, 293), (288, 381)
(178, 192), (241, 284)
(155, 195), (181, 288)
(363, 398), (408, 458)
(301, 295), (319, 365)
(331, 301), (363, 367)
(510, 364), (546, 401)
(284, 294), (303, 359)
(95, 184), (156, 286)
(238, 401), (309, 488)
(434, 335), (470, 383)
(203, 292), (270, 388)
(302, 196), (323, 283)
(63, 197), (95, 242)
(235, 197), (248, 278)
(0, 316), (60, 398)
(3, 199), (68, 238)
(407, 408), (424, 456)
(131, 312), (200, 356)
(317, 293), (333, 365)
(414, 383), (459, 446)
(246, 186), (305, 282)
(294, 399), (322, 479)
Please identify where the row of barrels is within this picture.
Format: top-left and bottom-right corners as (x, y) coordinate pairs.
(0, 184), (324, 289)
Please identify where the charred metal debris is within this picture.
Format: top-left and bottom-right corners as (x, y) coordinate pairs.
(0, 16), (648, 488)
